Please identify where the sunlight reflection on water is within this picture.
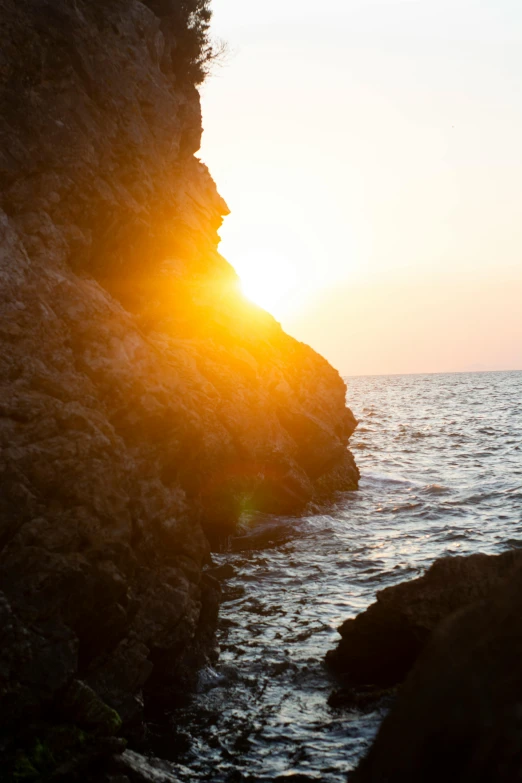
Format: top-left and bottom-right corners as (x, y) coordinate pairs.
(169, 371), (522, 782)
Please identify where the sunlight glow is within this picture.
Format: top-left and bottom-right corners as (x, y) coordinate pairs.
(201, 0), (522, 373)
(238, 249), (299, 316)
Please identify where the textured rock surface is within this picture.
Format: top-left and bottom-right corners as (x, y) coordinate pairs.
(0, 0), (358, 776)
(351, 552), (522, 782)
(327, 550), (522, 687)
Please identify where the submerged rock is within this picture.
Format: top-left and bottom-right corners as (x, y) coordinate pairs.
(326, 550), (522, 687)
(0, 0), (358, 774)
(327, 685), (396, 711)
(351, 553), (522, 782)
(205, 563), (237, 581)
(111, 749), (184, 783)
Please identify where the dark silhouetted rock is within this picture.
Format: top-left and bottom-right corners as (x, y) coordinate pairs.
(326, 550), (522, 688)
(327, 685), (396, 711)
(351, 552), (522, 782)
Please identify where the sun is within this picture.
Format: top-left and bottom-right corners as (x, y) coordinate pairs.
(237, 249), (299, 317)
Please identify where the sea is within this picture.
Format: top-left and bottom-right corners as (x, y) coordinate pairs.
(167, 370), (522, 782)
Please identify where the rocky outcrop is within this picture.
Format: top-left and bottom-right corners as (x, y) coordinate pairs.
(327, 550), (522, 688)
(0, 0), (358, 777)
(351, 552), (522, 782)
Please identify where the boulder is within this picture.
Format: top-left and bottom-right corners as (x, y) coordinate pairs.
(352, 553), (522, 782)
(327, 550), (522, 687)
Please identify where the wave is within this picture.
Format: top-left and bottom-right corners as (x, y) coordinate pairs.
(363, 471), (420, 487)
(421, 484), (451, 495)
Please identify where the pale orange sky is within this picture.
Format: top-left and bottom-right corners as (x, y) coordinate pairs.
(200, 0), (522, 375)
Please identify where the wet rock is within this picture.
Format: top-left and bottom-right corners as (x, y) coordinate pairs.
(327, 685), (396, 711)
(327, 550), (522, 687)
(351, 555), (522, 782)
(313, 449), (360, 499)
(206, 563), (237, 581)
(112, 750), (182, 782)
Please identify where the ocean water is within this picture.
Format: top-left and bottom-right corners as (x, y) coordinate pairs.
(167, 370), (522, 782)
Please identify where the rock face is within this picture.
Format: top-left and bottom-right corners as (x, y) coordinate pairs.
(352, 552), (522, 782)
(327, 551), (522, 687)
(0, 0), (358, 776)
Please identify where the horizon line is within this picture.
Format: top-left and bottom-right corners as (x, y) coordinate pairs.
(343, 368), (522, 379)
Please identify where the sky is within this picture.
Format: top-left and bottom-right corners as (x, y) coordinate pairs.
(199, 0), (522, 375)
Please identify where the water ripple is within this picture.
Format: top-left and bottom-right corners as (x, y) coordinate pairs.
(168, 370), (522, 782)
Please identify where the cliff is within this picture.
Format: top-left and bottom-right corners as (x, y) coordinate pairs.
(0, 0), (358, 777)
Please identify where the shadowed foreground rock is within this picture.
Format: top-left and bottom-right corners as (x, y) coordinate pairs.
(326, 550), (522, 689)
(351, 553), (522, 783)
(0, 0), (358, 778)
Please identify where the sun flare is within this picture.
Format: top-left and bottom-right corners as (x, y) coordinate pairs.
(238, 250), (299, 316)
